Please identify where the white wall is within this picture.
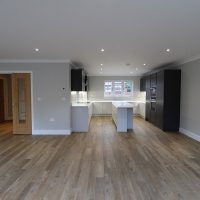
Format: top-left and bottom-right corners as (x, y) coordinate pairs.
(0, 63), (71, 134)
(88, 76), (145, 102)
(179, 59), (200, 141)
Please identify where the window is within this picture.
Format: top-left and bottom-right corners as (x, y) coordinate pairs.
(104, 80), (133, 97)
(104, 81), (112, 96)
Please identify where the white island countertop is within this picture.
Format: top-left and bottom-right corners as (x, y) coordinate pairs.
(112, 102), (133, 108)
(72, 101), (145, 107)
(72, 102), (92, 107)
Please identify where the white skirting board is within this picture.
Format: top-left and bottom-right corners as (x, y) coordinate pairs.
(33, 129), (71, 135)
(179, 128), (200, 142)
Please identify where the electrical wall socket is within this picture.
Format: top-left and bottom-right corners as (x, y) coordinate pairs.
(49, 118), (55, 122)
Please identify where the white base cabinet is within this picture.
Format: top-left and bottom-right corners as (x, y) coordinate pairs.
(71, 103), (93, 132)
(112, 102), (133, 132)
(138, 102), (146, 119)
(93, 102), (112, 116)
(92, 101), (145, 118)
(71, 101), (145, 133)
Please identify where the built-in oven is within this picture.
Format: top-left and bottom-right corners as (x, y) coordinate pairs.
(150, 87), (156, 101)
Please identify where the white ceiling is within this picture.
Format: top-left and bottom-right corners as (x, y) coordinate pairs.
(0, 0), (200, 76)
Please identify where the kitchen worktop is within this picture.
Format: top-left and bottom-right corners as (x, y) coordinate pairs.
(112, 102), (133, 108)
(90, 100), (146, 103)
(72, 100), (146, 106)
(72, 102), (92, 107)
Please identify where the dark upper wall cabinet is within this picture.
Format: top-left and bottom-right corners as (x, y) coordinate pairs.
(145, 69), (181, 132)
(71, 69), (88, 91)
(140, 77), (146, 91)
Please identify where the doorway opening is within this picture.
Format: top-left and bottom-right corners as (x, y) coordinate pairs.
(0, 73), (32, 135)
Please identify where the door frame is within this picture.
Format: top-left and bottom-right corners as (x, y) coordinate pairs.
(0, 71), (34, 134)
(0, 77), (7, 120)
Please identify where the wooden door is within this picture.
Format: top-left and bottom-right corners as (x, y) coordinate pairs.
(0, 79), (5, 122)
(12, 73), (32, 134)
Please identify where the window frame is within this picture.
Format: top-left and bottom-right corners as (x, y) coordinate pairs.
(104, 80), (133, 97)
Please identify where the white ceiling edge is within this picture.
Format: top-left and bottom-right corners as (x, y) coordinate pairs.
(177, 55), (200, 66)
(0, 55), (199, 75)
(0, 59), (70, 64)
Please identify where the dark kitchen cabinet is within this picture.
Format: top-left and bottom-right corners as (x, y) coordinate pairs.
(149, 73), (157, 125)
(150, 101), (157, 125)
(145, 75), (151, 121)
(150, 73), (157, 87)
(71, 69), (88, 91)
(84, 75), (88, 91)
(158, 70), (181, 131)
(145, 69), (181, 132)
(140, 77), (146, 91)
(156, 71), (164, 129)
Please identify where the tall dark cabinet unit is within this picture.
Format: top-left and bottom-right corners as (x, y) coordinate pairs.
(144, 69), (181, 132)
(149, 73), (157, 125)
(156, 70), (181, 131)
(140, 77), (146, 91)
(71, 69), (88, 91)
(145, 76), (151, 121)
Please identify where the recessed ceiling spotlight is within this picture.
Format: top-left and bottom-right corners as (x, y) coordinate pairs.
(100, 48), (105, 52)
(166, 48), (170, 52)
(35, 48), (39, 52)
(143, 64), (146, 66)
(101, 64), (103, 66)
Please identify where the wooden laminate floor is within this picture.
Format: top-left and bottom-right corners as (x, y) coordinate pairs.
(0, 117), (200, 200)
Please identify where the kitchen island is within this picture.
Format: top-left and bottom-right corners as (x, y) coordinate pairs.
(91, 100), (145, 118)
(112, 102), (133, 132)
(71, 102), (93, 132)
